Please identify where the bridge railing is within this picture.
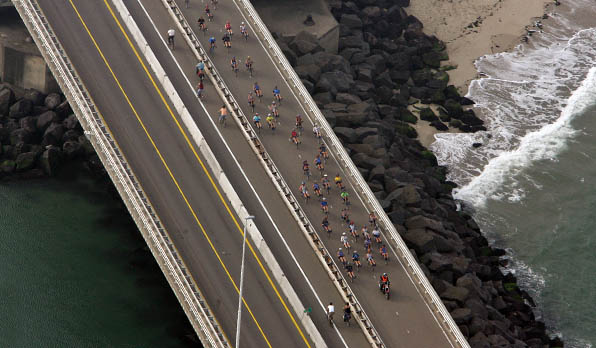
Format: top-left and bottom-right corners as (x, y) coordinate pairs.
(12, 1), (228, 347)
(230, 1), (470, 347)
(164, 0), (384, 346)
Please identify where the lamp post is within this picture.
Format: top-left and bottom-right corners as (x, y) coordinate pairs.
(236, 215), (255, 348)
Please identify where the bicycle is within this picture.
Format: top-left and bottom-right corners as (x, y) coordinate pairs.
(248, 92), (255, 113)
(167, 29), (175, 49)
(253, 83), (262, 101)
(320, 198), (329, 215)
(253, 114), (262, 134)
(231, 58), (239, 77)
(291, 130), (301, 149)
(302, 161), (311, 180)
(322, 175), (331, 195)
(272, 86), (282, 105)
(295, 115), (303, 136)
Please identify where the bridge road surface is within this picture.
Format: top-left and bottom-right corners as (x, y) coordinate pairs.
(135, 1), (456, 347)
(35, 0), (319, 346)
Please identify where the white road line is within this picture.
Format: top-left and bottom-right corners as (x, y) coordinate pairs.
(230, 2), (454, 345)
(133, 2), (350, 347)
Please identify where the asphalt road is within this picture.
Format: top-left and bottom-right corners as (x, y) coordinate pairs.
(129, 0), (456, 347)
(34, 0), (326, 346)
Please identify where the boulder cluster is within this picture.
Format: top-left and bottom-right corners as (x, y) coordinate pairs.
(273, 0), (562, 346)
(0, 84), (101, 179)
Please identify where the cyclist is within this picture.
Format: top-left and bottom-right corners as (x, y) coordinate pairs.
(298, 181), (310, 201)
(291, 128), (300, 147)
(208, 36), (216, 52)
(211, 0), (218, 10)
(313, 124), (322, 141)
(345, 263), (355, 282)
(205, 4), (213, 21)
(343, 303), (352, 324)
(334, 174), (343, 189)
(225, 20), (233, 36)
(327, 302), (335, 323)
(266, 113), (276, 131)
(340, 190), (350, 206)
(247, 92), (255, 112)
(218, 105), (227, 126)
(314, 154), (324, 173)
(320, 197), (329, 214)
(252, 113), (262, 131)
(272, 86), (282, 104)
(195, 60), (205, 80)
(197, 16), (207, 33)
(167, 28), (175, 48)
(302, 160), (310, 179)
(321, 216), (331, 234)
(367, 250), (376, 268)
(379, 273), (389, 290)
(253, 82), (262, 100)
(196, 80), (204, 98)
(361, 225), (369, 240)
(369, 211), (378, 227)
(349, 220), (357, 238)
(319, 143), (329, 162)
(295, 114), (303, 134)
(364, 236), (371, 252)
(222, 33), (231, 49)
(321, 174), (331, 194)
(230, 56), (239, 76)
(245, 56), (253, 76)
(312, 182), (321, 198)
(340, 232), (350, 250)
(269, 101), (279, 118)
(352, 250), (362, 269)
(379, 244), (389, 263)
(337, 248), (346, 266)
(372, 226), (382, 244)
(340, 207), (349, 223)
(240, 21), (249, 40)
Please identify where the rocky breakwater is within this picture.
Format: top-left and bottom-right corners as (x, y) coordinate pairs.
(0, 84), (101, 180)
(273, 0), (562, 346)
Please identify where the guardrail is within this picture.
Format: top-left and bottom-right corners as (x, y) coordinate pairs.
(231, 1), (470, 347)
(163, 0), (384, 346)
(12, 1), (228, 347)
(113, 0), (326, 346)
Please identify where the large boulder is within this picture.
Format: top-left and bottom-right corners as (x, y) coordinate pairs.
(63, 114), (80, 130)
(278, 41), (297, 66)
(289, 39), (318, 56)
(10, 128), (32, 145)
(335, 93), (362, 105)
(62, 140), (83, 159)
(9, 99), (33, 119)
(43, 122), (65, 146)
(0, 87), (15, 117)
(19, 116), (37, 134)
(36, 111), (59, 131)
(404, 229), (435, 254)
(15, 151), (37, 172)
(316, 71), (355, 96)
(333, 127), (358, 143)
(23, 89), (45, 106)
(441, 285), (470, 303)
(40, 146), (62, 176)
(340, 14), (363, 29)
(294, 64), (321, 82)
(0, 159), (16, 173)
(44, 93), (62, 110)
(450, 307), (473, 324)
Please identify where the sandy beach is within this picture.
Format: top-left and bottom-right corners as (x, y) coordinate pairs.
(405, 0), (553, 148)
(407, 0), (552, 91)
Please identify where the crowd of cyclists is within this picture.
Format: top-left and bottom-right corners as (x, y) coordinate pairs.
(176, 0), (393, 328)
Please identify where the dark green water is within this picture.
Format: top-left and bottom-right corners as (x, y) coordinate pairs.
(0, 170), (196, 348)
(474, 104), (596, 346)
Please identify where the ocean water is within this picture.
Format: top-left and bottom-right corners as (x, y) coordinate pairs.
(0, 171), (196, 348)
(431, 0), (596, 346)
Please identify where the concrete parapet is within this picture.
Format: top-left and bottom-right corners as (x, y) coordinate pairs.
(252, 0), (338, 53)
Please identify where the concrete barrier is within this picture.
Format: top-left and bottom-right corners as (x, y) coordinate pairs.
(110, 0), (327, 346)
(230, 1), (470, 347)
(12, 1), (227, 347)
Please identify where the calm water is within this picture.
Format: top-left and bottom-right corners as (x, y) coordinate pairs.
(0, 171), (196, 348)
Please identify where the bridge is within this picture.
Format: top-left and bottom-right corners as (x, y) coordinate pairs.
(13, 0), (468, 347)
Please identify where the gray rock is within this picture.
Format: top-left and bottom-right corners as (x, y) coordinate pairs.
(335, 93), (362, 105)
(15, 151), (37, 172)
(386, 184), (421, 206)
(362, 6), (381, 19)
(419, 107), (438, 121)
(40, 146), (62, 176)
(63, 140), (83, 158)
(465, 298), (489, 320)
(43, 122), (65, 145)
(19, 116), (37, 134)
(444, 99), (463, 118)
(10, 128), (32, 145)
(346, 143), (375, 156)
(44, 93), (62, 109)
(340, 14), (363, 29)
(450, 307), (473, 324)
(316, 71), (355, 96)
(368, 165), (385, 182)
(23, 89), (45, 106)
(37, 111), (59, 131)
(290, 39), (318, 56)
(278, 41), (297, 66)
(0, 159), (16, 173)
(297, 53), (315, 66)
(357, 68), (374, 83)
(334, 112), (369, 127)
(441, 285), (470, 303)
(404, 229), (435, 254)
(469, 332), (490, 348)
(422, 51), (442, 68)
(333, 127), (357, 143)
(0, 87), (15, 116)
(313, 92), (333, 105)
(63, 114), (79, 130)
(468, 316), (487, 336)
(294, 64), (321, 82)
(430, 120), (449, 131)
(405, 215), (444, 232)
(9, 99), (33, 119)
(488, 334), (510, 347)
(354, 127), (378, 141)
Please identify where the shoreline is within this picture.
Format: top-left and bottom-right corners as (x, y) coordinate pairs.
(406, 0), (553, 92)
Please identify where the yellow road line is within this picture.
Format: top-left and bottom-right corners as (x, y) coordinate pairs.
(66, 0), (273, 346)
(69, 0), (312, 346)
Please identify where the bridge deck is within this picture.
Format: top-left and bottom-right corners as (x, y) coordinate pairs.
(132, 0), (454, 347)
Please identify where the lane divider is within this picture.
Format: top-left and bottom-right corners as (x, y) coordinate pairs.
(161, 1), (383, 347)
(106, 0), (324, 347)
(12, 1), (227, 347)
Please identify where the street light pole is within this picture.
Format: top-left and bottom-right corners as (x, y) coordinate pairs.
(236, 215), (255, 348)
